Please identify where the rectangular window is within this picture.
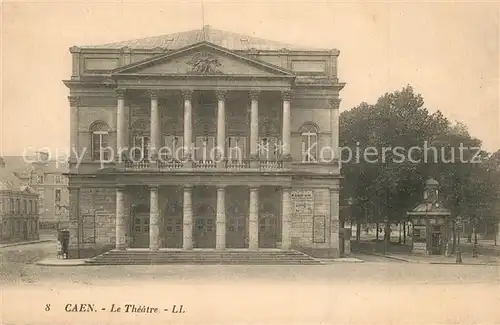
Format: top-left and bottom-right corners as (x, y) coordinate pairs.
(38, 189), (44, 211)
(55, 175), (62, 184)
(301, 133), (318, 162)
(23, 200), (27, 214)
(80, 214), (96, 243)
(195, 136), (216, 161)
(37, 175), (44, 184)
(226, 136), (247, 161)
(132, 135), (150, 161)
(92, 132), (109, 161)
(163, 135), (184, 160)
(54, 189), (62, 215)
(258, 137), (280, 160)
(16, 199), (20, 214)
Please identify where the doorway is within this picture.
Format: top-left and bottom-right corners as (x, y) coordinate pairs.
(194, 203), (216, 248)
(131, 204), (150, 248)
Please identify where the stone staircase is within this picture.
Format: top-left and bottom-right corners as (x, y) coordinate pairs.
(86, 249), (322, 265)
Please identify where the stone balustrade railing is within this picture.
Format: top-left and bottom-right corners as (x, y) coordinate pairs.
(123, 159), (285, 171)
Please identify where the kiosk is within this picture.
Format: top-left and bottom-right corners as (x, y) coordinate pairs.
(407, 178), (452, 255)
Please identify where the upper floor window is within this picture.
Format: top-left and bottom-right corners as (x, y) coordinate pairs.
(226, 136), (246, 161)
(300, 122), (319, 163)
(37, 175), (44, 184)
(258, 137), (281, 160)
(195, 136), (216, 161)
(55, 175), (63, 184)
(23, 200), (27, 214)
(163, 136), (184, 161)
(90, 121), (110, 161)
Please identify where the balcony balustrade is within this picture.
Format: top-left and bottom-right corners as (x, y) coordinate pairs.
(122, 158), (284, 172)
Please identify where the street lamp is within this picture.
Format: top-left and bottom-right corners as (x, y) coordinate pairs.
(455, 217), (463, 264)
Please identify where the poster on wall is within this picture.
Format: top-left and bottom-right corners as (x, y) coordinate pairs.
(313, 215), (326, 243)
(291, 190), (314, 216)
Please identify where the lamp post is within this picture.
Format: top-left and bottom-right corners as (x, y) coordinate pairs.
(455, 217), (463, 264)
(472, 217), (478, 258)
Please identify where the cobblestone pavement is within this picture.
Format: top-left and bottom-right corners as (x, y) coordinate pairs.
(1, 241), (499, 324)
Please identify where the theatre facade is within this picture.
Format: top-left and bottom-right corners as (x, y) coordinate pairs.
(64, 25), (345, 259)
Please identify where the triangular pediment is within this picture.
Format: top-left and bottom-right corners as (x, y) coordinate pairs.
(113, 41), (295, 77)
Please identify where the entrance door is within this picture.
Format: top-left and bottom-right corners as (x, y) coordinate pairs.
(431, 231), (441, 254)
(227, 214), (247, 248)
(259, 213), (278, 248)
(164, 216), (183, 248)
(194, 216), (215, 248)
(132, 213), (150, 248)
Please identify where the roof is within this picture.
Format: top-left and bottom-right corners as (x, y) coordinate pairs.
(83, 25), (331, 52)
(0, 166), (23, 191)
(408, 202), (451, 217)
(425, 178), (439, 186)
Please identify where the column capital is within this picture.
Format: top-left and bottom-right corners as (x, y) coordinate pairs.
(115, 88), (126, 99)
(216, 185), (226, 191)
(329, 98), (341, 109)
(282, 186), (293, 191)
(249, 89), (260, 101)
(215, 89), (227, 101)
(148, 89), (159, 100)
(183, 184), (194, 190)
(116, 185), (126, 191)
(181, 89), (194, 100)
(68, 96), (81, 107)
(281, 90), (293, 102)
(148, 185), (160, 190)
(249, 186), (260, 191)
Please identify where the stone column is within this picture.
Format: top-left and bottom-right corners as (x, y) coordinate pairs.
(149, 186), (160, 250)
(281, 90), (292, 167)
(248, 187), (259, 250)
(68, 96), (80, 172)
(281, 187), (292, 250)
(182, 89), (194, 166)
(116, 187), (126, 250)
(330, 99), (341, 162)
(183, 185), (193, 249)
(216, 186), (226, 250)
(249, 90), (260, 168)
(216, 90), (227, 167)
(116, 89), (126, 165)
(149, 90), (160, 166)
(329, 187), (340, 257)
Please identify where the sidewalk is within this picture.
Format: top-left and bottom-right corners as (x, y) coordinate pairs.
(36, 257), (91, 266)
(0, 239), (55, 249)
(318, 257), (364, 264)
(360, 250), (500, 265)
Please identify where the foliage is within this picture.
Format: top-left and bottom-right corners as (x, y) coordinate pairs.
(340, 85), (499, 227)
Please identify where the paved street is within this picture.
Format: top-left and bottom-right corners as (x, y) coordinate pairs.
(1, 241), (499, 324)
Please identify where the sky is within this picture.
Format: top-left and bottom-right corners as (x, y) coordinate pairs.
(1, 1), (499, 156)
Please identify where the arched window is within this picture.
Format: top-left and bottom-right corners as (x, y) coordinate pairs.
(300, 122), (319, 163)
(90, 121), (110, 161)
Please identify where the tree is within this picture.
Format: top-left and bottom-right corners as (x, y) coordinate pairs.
(340, 85), (499, 253)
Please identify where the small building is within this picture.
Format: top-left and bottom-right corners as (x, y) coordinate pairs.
(0, 157), (40, 243)
(28, 152), (70, 229)
(407, 178), (452, 255)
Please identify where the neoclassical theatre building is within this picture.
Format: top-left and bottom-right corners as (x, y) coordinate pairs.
(64, 25), (345, 259)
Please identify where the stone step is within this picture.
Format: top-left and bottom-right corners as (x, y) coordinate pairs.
(89, 250), (321, 265)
